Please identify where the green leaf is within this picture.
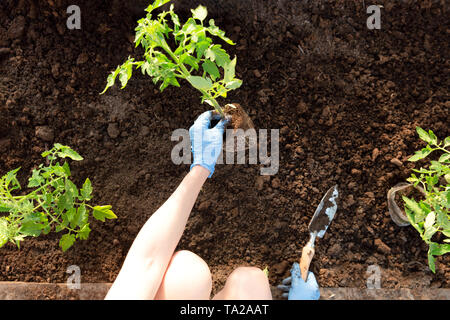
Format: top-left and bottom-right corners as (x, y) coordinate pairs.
(170, 10), (180, 30)
(429, 243), (450, 256)
(191, 5), (207, 22)
(408, 148), (432, 162)
(93, 205), (117, 222)
(102, 74), (115, 93)
(430, 160), (443, 171)
(224, 56), (237, 83)
(405, 207), (417, 228)
(0, 204), (12, 213)
(425, 174), (439, 188)
(145, 0), (172, 13)
(66, 207), (76, 227)
(179, 17), (198, 35)
(51, 178), (65, 191)
(27, 169), (44, 188)
(42, 224), (51, 235)
(65, 179), (79, 200)
(140, 61), (151, 76)
(195, 40), (211, 58)
(225, 79), (242, 90)
(0, 218), (9, 247)
(62, 162), (71, 176)
(56, 210), (71, 232)
(403, 196), (426, 224)
(174, 45), (185, 56)
(439, 153), (450, 163)
(205, 45), (231, 68)
(419, 202), (432, 215)
(202, 60), (219, 80)
(19, 200), (34, 214)
(56, 146), (83, 161)
(77, 224), (91, 240)
(169, 76), (180, 87)
(444, 137), (450, 147)
(428, 130), (438, 145)
(59, 233), (76, 252)
(49, 165), (68, 177)
(416, 127), (433, 145)
(427, 252), (436, 273)
(73, 205), (88, 228)
(5, 168), (21, 190)
(57, 193), (71, 211)
(55, 223), (65, 233)
(180, 53), (199, 71)
(20, 221), (45, 237)
(101, 66), (120, 94)
(424, 211), (436, 230)
(205, 48), (215, 61)
(119, 66), (131, 89)
(206, 19), (235, 45)
(209, 45), (230, 68)
(160, 76), (179, 91)
(80, 178), (93, 201)
(187, 76), (212, 90)
(22, 211), (47, 224)
(43, 193), (53, 206)
(423, 225), (437, 241)
(412, 168), (436, 175)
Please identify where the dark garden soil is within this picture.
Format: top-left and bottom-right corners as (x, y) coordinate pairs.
(0, 0), (449, 295)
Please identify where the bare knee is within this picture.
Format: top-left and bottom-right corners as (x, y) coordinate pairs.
(155, 250), (212, 300)
(215, 267), (272, 300)
(168, 250), (212, 289)
(172, 250), (211, 277)
(228, 267), (268, 285)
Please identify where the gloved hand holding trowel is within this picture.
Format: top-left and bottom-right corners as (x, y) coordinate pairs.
(278, 185), (339, 300)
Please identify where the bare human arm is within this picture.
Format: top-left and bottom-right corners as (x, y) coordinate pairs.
(105, 111), (227, 299)
(105, 166), (209, 299)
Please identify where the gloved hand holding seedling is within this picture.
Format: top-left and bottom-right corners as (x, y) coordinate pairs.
(189, 111), (228, 178)
(101, 0), (242, 119)
(0, 144), (116, 252)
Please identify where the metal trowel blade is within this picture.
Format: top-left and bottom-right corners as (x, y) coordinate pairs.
(308, 185), (339, 238)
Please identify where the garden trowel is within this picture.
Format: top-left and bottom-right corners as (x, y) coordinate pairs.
(299, 185), (339, 281)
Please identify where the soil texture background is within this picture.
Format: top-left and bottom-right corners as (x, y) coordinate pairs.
(0, 0), (449, 294)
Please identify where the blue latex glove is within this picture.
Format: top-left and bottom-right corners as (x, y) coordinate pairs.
(189, 111), (228, 178)
(277, 262), (320, 300)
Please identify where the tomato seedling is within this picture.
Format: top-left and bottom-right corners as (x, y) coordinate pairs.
(0, 144), (117, 252)
(101, 0), (242, 118)
(403, 127), (450, 272)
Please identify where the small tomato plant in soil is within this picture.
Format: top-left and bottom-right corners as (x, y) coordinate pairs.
(403, 127), (450, 272)
(101, 0), (242, 119)
(0, 144), (117, 252)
